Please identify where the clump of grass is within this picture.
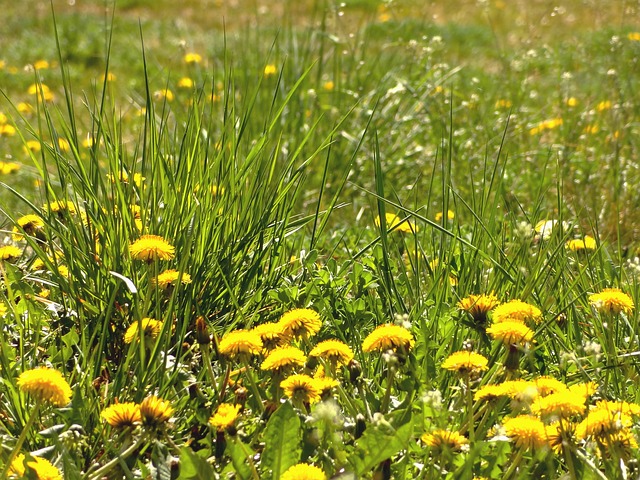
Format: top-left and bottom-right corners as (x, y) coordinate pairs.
(1, 2), (640, 479)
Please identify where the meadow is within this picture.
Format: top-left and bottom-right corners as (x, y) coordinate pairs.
(1, 0), (640, 478)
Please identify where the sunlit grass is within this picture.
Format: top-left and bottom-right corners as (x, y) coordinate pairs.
(1, 1), (640, 478)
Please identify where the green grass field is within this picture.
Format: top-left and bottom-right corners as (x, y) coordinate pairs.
(1, 1), (640, 479)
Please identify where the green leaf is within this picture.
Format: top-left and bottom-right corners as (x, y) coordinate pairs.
(350, 413), (413, 476)
(177, 447), (215, 480)
(225, 437), (256, 480)
(261, 401), (302, 479)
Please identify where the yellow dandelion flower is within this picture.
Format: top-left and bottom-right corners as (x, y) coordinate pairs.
(140, 396), (173, 427)
(57, 138), (70, 152)
(600, 429), (638, 452)
(281, 463), (326, 480)
(10, 454), (62, 480)
(154, 89), (174, 102)
(129, 235), (175, 262)
(0, 302), (7, 317)
(362, 324), (415, 353)
(457, 293), (500, 324)
(566, 97), (579, 107)
(486, 321), (534, 345)
(17, 102), (34, 114)
(0, 245), (22, 261)
(28, 83), (55, 102)
(313, 376), (339, 396)
(421, 429), (468, 451)
(24, 140), (42, 154)
(260, 346), (307, 373)
(500, 379), (539, 404)
(628, 32), (640, 41)
(503, 415), (547, 450)
(33, 60), (50, 70)
(251, 322), (289, 350)
(281, 374), (321, 405)
(101, 72), (116, 82)
(589, 288), (634, 315)
(545, 421), (574, 454)
(152, 269), (192, 289)
(495, 99), (512, 109)
(375, 212), (417, 233)
(184, 52), (203, 64)
(177, 77), (194, 88)
(567, 382), (598, 399)
(44, 200), (77, 216)
(17, 367), (72, 406)
(531, 390), (587, 418)
(322, 80), (334, 91)
(124, 318), (164, 344)
(492, 299), (542, 324)
(218, 330), (263, 360)
(595, 400), (640, 417)
(101, 402), (142, 428)
(532, 376), (569, 397)
(278, 308), (322, 340)
(575, 408), (632, 440)
(474, 383), (509, 402)
(13, 214), (46, 242)
(567, 235), (597, 252)
(264, 64), (277, 76)
(209, 403), (242, 431)
(441, 351), (489, 375)
(435, 210), (455, 222)
(596, 100), (611, 112)
(0, 161), (19, 172)
(308, 339), (354, 367)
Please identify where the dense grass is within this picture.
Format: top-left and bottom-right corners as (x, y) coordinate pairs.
(1, 1), (640, 479)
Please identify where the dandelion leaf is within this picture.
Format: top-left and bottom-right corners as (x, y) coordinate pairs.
(261, 401), (302, 479)
(177, 446), (214, 480)
(349, 412), (413, 476)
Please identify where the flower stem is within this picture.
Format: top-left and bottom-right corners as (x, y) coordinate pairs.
(380, 367), (394, 413)
(242, 361), (265, 414)
(0, 399), (42, 478)
(503, 448), (525, 479)
(86, 434), (148, 480)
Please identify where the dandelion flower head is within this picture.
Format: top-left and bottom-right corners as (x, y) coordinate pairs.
(10, 454), (62, 480)
(251, 322), (289, 350)
(260, 346), (307, 373)
(124, 318), (164, 344)
(503, 415), (547, 450)
(12, 214), (44, 241)
(101, 402), (142, 428)
(280, 374), (321, 405)
(218, 330), (263, 360)
(0, 245), (22, 261)
(492, 299), (543, 325)
(153, 269), (192, 289)
(140, 396), (174, 427)
(421, 429), (468, 451)
(362, 324), (415, 353)
(309, 339), (354, 366)
(375, 212), (417, 233)
(280, 463), (326, 480)
(209, 403), (242, 431)
(457, 293), (500, 324)
(441, 351), (489, 375)
(486, 321), (534, 345)
(278, 308), (323, 340)
(129, 235), (175, 262)
(17, 367), (72, 406)
(589, 288), (634, 315)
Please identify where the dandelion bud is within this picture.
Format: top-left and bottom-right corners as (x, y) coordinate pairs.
(195, 316), (210, 345)
(348, 359), (362, 384)
(355, 413), (367, 439)
(234, 387), (248, 408)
